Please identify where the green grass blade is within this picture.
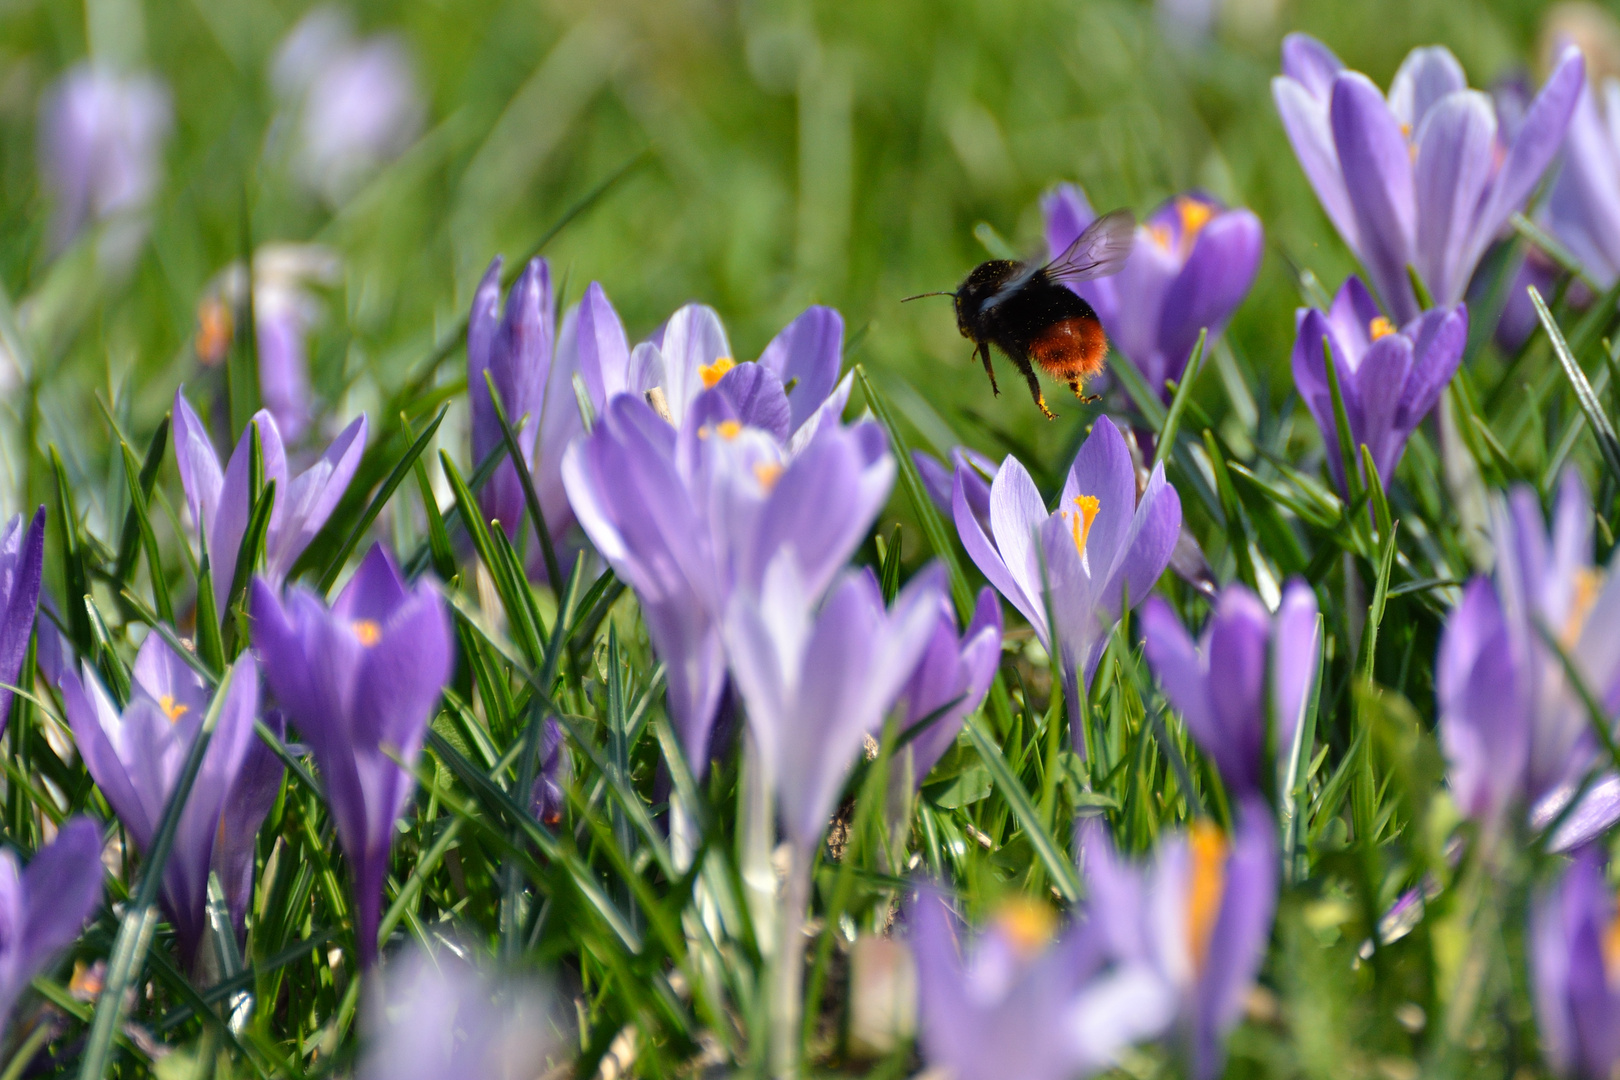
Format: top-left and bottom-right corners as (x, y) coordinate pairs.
(1530, 284), (1620, 484)
(962, 714), (1083, 902)
(1153, 328), (1207, 470)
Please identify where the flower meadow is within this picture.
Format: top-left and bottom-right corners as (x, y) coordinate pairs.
(15, 0), (1620, 1077)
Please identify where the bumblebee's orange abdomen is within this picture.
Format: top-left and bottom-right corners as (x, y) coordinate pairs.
(1029, 316), (1108, 381)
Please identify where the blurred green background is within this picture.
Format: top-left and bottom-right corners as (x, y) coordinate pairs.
(0, 0), (1574, 511)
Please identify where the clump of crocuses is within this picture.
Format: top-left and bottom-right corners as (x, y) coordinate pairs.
(0, 818), (105, 1032)
(953, 415), (1181, 719)
(1273, 34), (1582, 322)
(60, 640), (261, 969)
(1291, 276), (1466, 495)
(1143, 580), (1320, 796)
(250, 543), (452, 967)
(1044, 186), (1262, 398)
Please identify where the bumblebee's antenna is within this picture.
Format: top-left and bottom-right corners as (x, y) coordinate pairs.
(901, 291), (954, 302)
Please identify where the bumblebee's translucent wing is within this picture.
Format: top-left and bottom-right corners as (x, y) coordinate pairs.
(982, 208), (1136, 311)
(1043, 208), (1136, 284)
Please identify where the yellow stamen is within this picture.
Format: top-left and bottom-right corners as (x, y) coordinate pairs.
(1400, 122), (1412, 140)
(1066, 495), (1101, 559)
(994, 897), (1057, 959)
(699, 356), (736, 389)
(195, 298), (234, 366)
(1605, 902), (1620, 985)
(353, 620), (382, 647)
(1369, 316), (1395, 341)
(1148, 223), (1173, 252)
(158, 695), (189, 723)
(1185, 820), (1229, 974)
(1176, 196), (1214, 241)
(716, 420), (743, 440)
(69, 960), (103, 1000)
(753, 461), (784, 491)
(1563, 567), (1605, 647)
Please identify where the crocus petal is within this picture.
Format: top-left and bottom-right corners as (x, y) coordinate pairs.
(1203, 588), (1271, 792)
(758, 305), (843, 435)
(1352, 333), (1415, 484)
(1331, 72), (1419, 322)
(1273, 75), (1359, 253)
(19, 817), (103, 974)
(1062, 416), (1139, 581)
(267, 413), (368, 581)
(1272, 579), (1321, 765)
(982, 456), (1052, 639)
(1142, 597), (1216, 746)
(574, 281), (632, 405)
(706, 364), (792, 442)
(1437, 578), (1529, 823)
(1156, 210), (1263, 381)
(1279, 33), (1343, 97)
(1103, 464), (1182, 621)
(0, 508), (45, 733)
(658, 304), (731, 426)
(1386, 45), (1468, 130)
(172, 388), (224, 538)
(211, 411), (289, 617)
(1412, 91), (1497, 308)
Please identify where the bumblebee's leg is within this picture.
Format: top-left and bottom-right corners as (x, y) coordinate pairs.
(1068, 378), (1100, 404)
(1012, 352), (1056, 420)
(977, 342), (1000, 396)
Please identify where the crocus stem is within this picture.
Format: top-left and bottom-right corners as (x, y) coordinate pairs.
(771, 844), (812, 1080)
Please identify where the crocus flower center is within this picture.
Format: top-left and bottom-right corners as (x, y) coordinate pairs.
(1185, 820), (1229, 975)
(1368, 317), (1395, 341)
(1176, 197), (1214, 241)
(753, 461), (784, 491)
(1562, 567), (1605, 647)
(994, 897), (1057, 960)
(1604, 900), (1620, 986)
(1065, 495), (1102, 559)
(699, 356), (736, 388)
(158, 694), (188, 723)
(194, 297), (233, 365)
(699, 420), (745, 442)
(353, 620), (382, 647)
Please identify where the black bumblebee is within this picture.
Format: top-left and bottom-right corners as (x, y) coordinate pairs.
(909, 209), (1135, 419)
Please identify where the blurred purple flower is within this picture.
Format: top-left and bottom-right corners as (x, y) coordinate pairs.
(529, 716), (567, 827)
(272, 6), (423, 205)
(913, 446), (996, 521)
(896, 583), (1003, 785)
(360, 944), (562, 1080)
(1494, 249), (1562, 353)
(1273, 34), (1583, 322)
(910, 888), (1175, 1080)
(1044, 186), (1262, 398)
(563, 388), (893, 772)
(1291, 275), (1466, 494)
(216, 710), (285, 934)
(1143, 580), (1320, 795)
(0, 508), (45, 736)
(0, 818), (104, 1030)
(1531, 847), (1620, 1078)
(59, 639), (260, 968)
(724, 558), (941, 851)
(1547, 78), (1620, 290)
(250, 543), (452, 967)
(1081, 801), (1278, 1080)
(953, 415), (1181, 705)
(38, 64), (171, 253)
(1439, 473), (1620, 849)
(173, 389), (367, 619)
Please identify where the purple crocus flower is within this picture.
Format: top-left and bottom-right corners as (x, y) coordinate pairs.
(914, 446), (996, 522)
(1081, 801), (1279, 1080)
(359, 944), (561, 1080)
(1273, 34), (1584, 322)
(896, 583), (1003, 785)
(1291, 275), (1467, 494)
(0, 509), (46, 736)
(172, 389), (368, 618)
(59, 639), (260, 968)
(910, 888), (1175, 1080)
(272, 6), (423, 206)
(563, 386), (893, 772)
(0, 817), (104, 1030)
(1142, 580), (1320, 795)
(1531, 847), (1620, 1078)
(953, 415), (1181, 704)
(1546, 78), (1620, 289)
(37, 64), (171, 253)
(1437, 576), (1530, 830)
(216, 710), (286, 933)
(249, 543), (452, 967)
(1043, 185), (1262, 398)
(724, 559), (943, 852)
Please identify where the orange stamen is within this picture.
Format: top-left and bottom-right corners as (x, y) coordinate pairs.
(1185, 820), (1229, 974)
(158, 695), (189, 723)
(1067, 495), (1101, 559)
(1369, 316), (1395, 341)
(699, 357), (736, 389)
(353, 620), (382, 647)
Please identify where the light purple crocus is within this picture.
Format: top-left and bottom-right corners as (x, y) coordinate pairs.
(896, 583), (1003, 785)
(1273, 34), (1584, 323)
(1439, 472), (1620, 850)
(38, 64), (171, 253)
(272, 6), (423, 206)
(910, 887), (1175, 1080)
(724, 557), (943, 851)
(1545, 78), (1620, 290)
(172, 389), (367, 618)
(0, 817), (104, 1030)
(0, 509), (46, 736)
(249, 543), (451, 968)
(359, 944), (561, 1080)
(1044, 186), (1262, 398)
(1143, 580), (1320, 796)
(953, 415), (1181, 708)
(59, 639), (260, 968)
(1532, 847), (1620, 1078)
(1081, 801), (1279, 1080)
(914, 446), (996, 522)
(563, 384), (893, 772)
(1291, 275), (1467, 494)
